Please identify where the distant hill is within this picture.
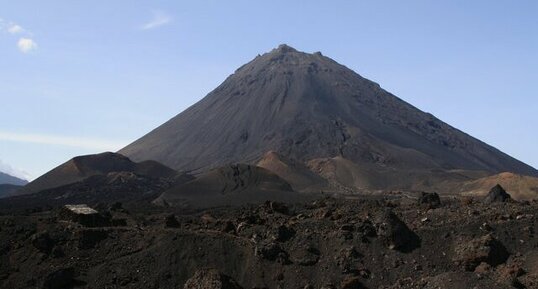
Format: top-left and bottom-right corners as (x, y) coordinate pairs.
(0, 184), (22, 198)
(0, 171), (28, 186)
(458, 172), (538, 201)
(16, 152), (181, 196)
(154, 164), (302, 209)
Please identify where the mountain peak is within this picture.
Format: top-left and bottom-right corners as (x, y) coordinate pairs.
(120, 45), (538, 180)
(273, 44), (298, 54)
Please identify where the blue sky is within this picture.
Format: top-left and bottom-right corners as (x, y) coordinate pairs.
(0, 1), (536, 180)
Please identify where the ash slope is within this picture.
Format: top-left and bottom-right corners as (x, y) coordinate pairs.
(120, 45), (537, 178)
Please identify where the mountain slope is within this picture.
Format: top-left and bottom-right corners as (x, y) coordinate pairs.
(0, 171), (28, 186)
(154, 164), (300, 209)
(120, 45), (537, 182)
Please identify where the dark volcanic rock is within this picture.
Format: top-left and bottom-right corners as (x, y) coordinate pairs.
(483, 184), (512, 204)
(183, 269), (243, 289)
(42, 267), (75, 289)
(340, 276), (366, 289)
(165, 214), (180, 228)
(291, 246), (320, 266)
(31, 231), (54, 254)
(76, 229), (108, 249)
(418, 192), (441, 209)
(58, 205), (110, 227)
(255, 241), (289, 263)
(374, 210), (420, 252)
(453, 234), (510, 271)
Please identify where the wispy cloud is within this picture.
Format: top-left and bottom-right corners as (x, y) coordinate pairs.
(17, 37), (37, 53)
(0, 17), (37, 53)
(0, 131), (128, 151)
(141, 10), (172, 30)
(0, 160), (31, 181)
(7, 23), (24, 34)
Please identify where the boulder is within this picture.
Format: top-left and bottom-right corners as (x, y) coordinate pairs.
(272, 224), (295, 242)
(31, 231), (54, 254)
(58, 204), (109, 227)
(76, 229), (108, 249)
(183, 269), (242, 289)
(42, 267), (75, 289)
(418, 192), (441, 209)
(255, 241), (289, 263)
(340, 276), (366, 289)
(483, 184), (512, 204)
(374, 210), (421, 252)
(453, 234), (509, 271)
(291, 246), (320, 266)
(269, 201), (290, 215)
(165, 214), (180, 228)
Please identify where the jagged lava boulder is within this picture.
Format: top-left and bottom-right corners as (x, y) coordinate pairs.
(483, 184), (512, 204)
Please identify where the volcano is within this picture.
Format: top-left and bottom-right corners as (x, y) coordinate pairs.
(119, 44), (537, 193)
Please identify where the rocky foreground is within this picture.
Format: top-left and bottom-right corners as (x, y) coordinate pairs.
(1, 190), (538, 289)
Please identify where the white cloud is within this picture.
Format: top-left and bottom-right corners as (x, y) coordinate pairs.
(141, 10), (172, 30)
(8, 24), (24, 34)
(0, 160), (31, 181)
(17, 37), (37, 53)
(0, 18), (37, 53)
(0, 131), (128, 151)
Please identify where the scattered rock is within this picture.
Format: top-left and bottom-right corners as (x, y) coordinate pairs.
(418, 192), (441, 209)
(31, 231), (54, 254)
(453, 234), (509, 271)
(183, 268), (243, 289)
(374, 210), (421, 252)
(51, 246), (65, 258)
(483, 184), (512, 204)
(269, 201), (290, 215)
(424, 272), (510, 289)
(76, 229), (108, 249)
(255, 242), (289, 263)
(340, 276), (365, 289)
(336, 246), (362, 273)
(272, 225), (295, 242)
(42, 267), (75, 289)
(357, 220), (376, 238)
(220, 220), (236, 233)
(291, 246), (320, 266)
(109, 202), (128, 213)
(165, 214), (180, 228)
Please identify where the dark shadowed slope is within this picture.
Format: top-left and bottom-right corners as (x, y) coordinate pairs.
(120, 45), (537, 179)
(0, 184), (22, 198)
(16, 152), (181, 196)
(0, 172), (27, 186)
(154, 164), (303, 209)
